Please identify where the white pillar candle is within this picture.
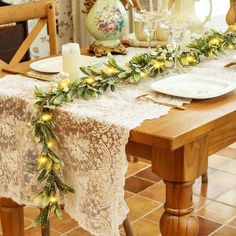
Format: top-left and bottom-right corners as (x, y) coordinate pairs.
(62, 43), (81, 82)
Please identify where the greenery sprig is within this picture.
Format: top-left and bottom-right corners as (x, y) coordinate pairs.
(30, 25), (236, 227)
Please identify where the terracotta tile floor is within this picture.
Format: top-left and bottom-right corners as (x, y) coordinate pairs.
(1, 146), (236, 235)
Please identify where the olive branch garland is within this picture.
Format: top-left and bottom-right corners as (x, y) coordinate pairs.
(30, 26), (236, 227)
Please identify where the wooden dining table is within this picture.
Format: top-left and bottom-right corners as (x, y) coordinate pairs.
(1, 54), (236, 236)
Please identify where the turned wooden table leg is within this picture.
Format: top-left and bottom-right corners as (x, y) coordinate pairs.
(160, 180), (199, 236)
(0, 198), (24, 236)
(152, 134), (209, 236)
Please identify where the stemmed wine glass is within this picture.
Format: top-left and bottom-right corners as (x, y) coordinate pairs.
(159, 16), (193, 71)
(132, 0), (168, 52)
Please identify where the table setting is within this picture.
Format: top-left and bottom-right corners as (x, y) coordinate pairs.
(1, 0), (236, 236)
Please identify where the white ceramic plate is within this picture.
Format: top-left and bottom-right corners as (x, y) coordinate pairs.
(151, 74), (236, 99)
(29, 56), (101, 73)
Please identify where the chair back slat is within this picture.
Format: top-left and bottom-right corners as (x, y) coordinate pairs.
(47, 3), (57, 55)
(0, 0), (57, 69)
(9, 18), (47, 66)
(0, 0), (51, 24)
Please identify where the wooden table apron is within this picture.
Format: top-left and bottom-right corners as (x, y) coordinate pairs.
(1, 59), (236, 236)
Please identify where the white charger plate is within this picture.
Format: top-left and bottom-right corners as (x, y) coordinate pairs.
(151, 74), (236, 99)
(29, 55), (101, 73)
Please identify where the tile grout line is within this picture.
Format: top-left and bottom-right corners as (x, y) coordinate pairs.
(23, 217), (34, 230)
(217, 168), (236, 175)
(214, 199), (236, 208)
(193, 190), (236, 204)
(208, 215), (236, 235)
(132, 175), (162, 184)
(195, 213), (235, 228)
(194, 195), (236, 210)
(193, 199), (212, 213)
(125, 163), (151, 177)
(205, 169), (236, 178)
(126, 194), (164, 223)
(125, 202), (164, 225)
(135, 180), (164, 195)
(61, 226), (80, 235)
(131, 191), (164, 204)
(141, 205), (164, 224)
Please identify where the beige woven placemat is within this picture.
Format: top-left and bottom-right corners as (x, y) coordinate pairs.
(122, 33), (167, 48)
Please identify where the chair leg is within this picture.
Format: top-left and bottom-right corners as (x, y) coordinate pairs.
(127, 154), (132, 162)
(201, 171), (208, 183)
(41, 221), (50, 236)
(127, 154), (139, 163)
(123, 217), (134, 236)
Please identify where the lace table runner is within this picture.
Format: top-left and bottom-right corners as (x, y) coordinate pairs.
(0, 48), (236, 235)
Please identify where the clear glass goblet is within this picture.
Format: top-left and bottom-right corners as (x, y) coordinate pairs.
(159, 17), (193, 71)
(132, 0), (169, 52)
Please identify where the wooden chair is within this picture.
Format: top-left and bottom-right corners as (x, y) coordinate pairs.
(0, 0), (57, 69)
